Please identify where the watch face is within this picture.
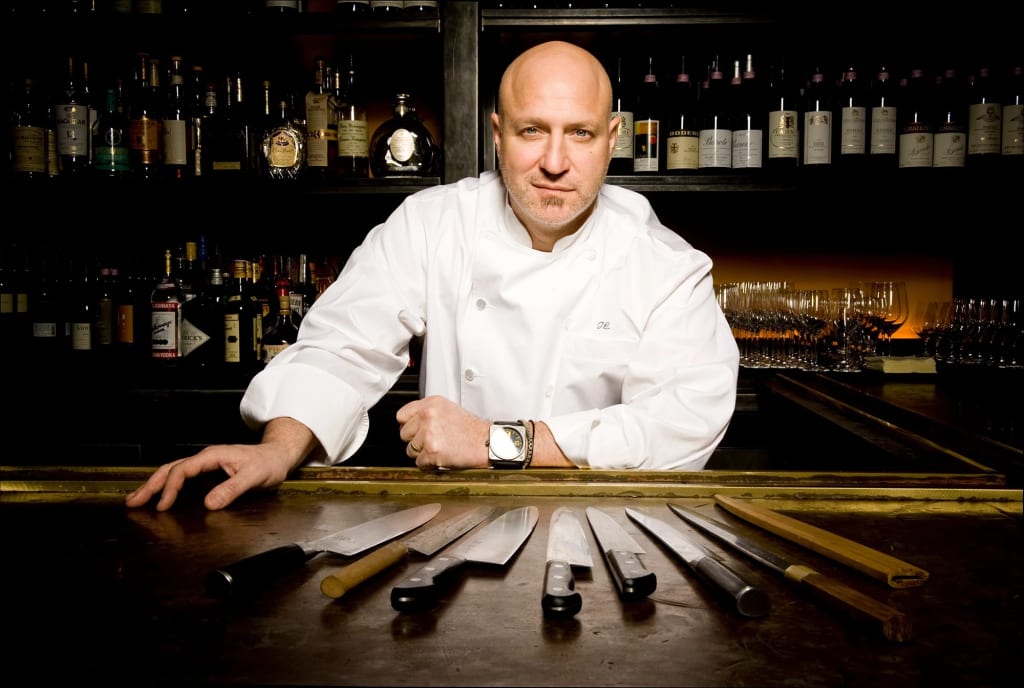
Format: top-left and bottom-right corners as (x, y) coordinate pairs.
(489, 424), (525, 461)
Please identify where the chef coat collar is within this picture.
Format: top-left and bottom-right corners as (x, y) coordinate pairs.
(501, 192), (598, 254)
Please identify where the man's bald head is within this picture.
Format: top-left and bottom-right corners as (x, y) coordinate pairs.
(497, 41), (613, 120)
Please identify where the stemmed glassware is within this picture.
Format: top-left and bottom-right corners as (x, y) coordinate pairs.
(869, 281), (908, 357)
(827, 287), (866, 372)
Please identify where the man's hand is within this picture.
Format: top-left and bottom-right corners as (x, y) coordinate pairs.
(396, 396), (490, 469)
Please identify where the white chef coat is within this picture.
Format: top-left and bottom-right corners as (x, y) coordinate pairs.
(240, 170), (739, 470)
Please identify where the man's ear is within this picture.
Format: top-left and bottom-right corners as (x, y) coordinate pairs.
(491, 112), (502, 151)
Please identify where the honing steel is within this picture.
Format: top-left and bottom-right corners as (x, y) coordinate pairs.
(585, 506), (657, 601)
(205, 503), (441, 598)
(542, 507), (594, 619)
(320, 506), (494, 599)
(668, 503), (912, 642)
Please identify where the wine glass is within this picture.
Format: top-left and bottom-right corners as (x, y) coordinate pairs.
(870, 281), (909, 357)
(912, 300), (950, 358)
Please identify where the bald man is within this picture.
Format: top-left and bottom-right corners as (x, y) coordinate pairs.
(127, 41), (739, 512)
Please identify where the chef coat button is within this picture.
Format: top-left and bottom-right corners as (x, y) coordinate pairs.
(464, 369), (476, 382)
(584, 248), (597, 260)
(475, 298), (486, 310)
(545, 386), (554, 397)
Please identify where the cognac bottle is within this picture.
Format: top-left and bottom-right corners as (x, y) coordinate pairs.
(369, 93), (438, 177)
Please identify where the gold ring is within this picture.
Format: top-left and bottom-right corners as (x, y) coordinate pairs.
(410, 443), (422, 453)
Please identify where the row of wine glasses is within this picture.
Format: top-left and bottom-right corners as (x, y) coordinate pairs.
(914, 297), (1021, 368)
(716, 280), (909, 371)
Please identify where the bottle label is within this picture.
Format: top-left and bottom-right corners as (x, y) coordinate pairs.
(151, 303), (181, 358)
(56, 103), (90, 158)
(767, 109), (798, 160)
(224, 313), (242, 363)
(633, 119), (659, 172)
(870, 106), (897, 155)
(664, 130), (699, 170)
(388, 128), (417, 163)
(899, 129), (933, 168)
(1003, 103), (1024, 155)
(933, 130), (966, 168)
(72, 322), (92, 351)
(117, 304), (135, 344)
(13, 126), (48, 173)
(306, 93), (332, 168)
(731, 127), (763, 168)
(162, 119), (188, 166)
(803, 110), (832, 165)
(611, 111), (634, 160)
(267, 128), (303, 168)
(180, 317), (210, 357)
(839, 106), (867, 155)
(338, 120), (369, 156)
(698, 126), (732, 168)
(967, 102), (1002, 154)
(263, 342), (290, 364)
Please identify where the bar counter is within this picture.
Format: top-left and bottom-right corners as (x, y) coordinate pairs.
(2, 467), (1020, 688)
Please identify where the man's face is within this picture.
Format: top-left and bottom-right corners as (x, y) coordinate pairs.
(492, 61), (617, 249)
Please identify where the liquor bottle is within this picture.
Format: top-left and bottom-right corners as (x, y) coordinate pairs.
(128, 52), (163, 180)
(223, 258), (263, 380)
(10, 77), (50, 182)
(93, 82), (131, 179)
(333, 54), (370, 178)
(261, 279), (301, 365)
(632, 56), (661, 173)
(189, 64), (207, 178)
(834, 64), (867, 168)
(161, 55), (190, 181)
(180, 264), (225, 376)
(868, 64), (898, 170)
(932, 67), (967, 171)
(206, 72), (253, 179)
(336, 0), (370, 14)
(698, 55), (732, 171)
(289, 252), (317, 318)
(150, 248), (185, 365)
(608, 55), (635, 175)
(260, 95), (306, 181)
(966, 64), (1003, 169)
(369, 93), (438, 176)
(69, 260), (95, 357)
(92, 264), (119, 360)
(116, 259), (151, 367)
(761, 59), (798, 172)
(898, 68), (933, 172)
(731, 53), (763, 172)
(29, 255), (70, 360)
(1002, 65), (1024, 167)
(54, 55), (92, 176)
(663, 55), (699, 173)
(305, 56), (334, 179)
(801, 66), (834, 169)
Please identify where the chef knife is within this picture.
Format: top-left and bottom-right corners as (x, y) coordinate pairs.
(712, 494), (929, 588)
(625, 507), (770, 618)
(667, 503), (913, 642)
(205, 502), (441, 599)
(585, 506), (657, 601)
(391, 505), (539, 613)
(542, 507), (593, 619)
(319, 506), (495, 599)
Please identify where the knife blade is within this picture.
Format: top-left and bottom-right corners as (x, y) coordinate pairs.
(204, 502), (442, 599)
(625, 507), (770, 618)
(712, 494), (929, 588)
(391, 505), (539, 613)
(319, 506), (495, 599)
(585, 506), (657, 601)
(667, 503), (913, 642)
(542, 507), (593, 619)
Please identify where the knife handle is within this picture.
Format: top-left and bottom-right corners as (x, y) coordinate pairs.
(390, 554), (467, 613)
(320, 542), (410, 600)
(693, 556), (771, 618)
(605, 549), (657, 601)
(785, 564), (913, 642)
(205, 544), (310, 599)
(542, 559), (582, 619)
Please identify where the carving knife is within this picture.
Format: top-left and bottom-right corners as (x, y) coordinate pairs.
(542, 507), (593, 619)
(667, 503), (913, 642)
(391, 505), (539, 613)
(625, 507), (770, 618)
(319, 506), (495, 599)
(204, 502), (441, 599)
(585, 506), (657, 601)
(712, 494), (929, 588)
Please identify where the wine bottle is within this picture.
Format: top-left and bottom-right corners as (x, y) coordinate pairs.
(92, 264), (119, 360)
(333, 53), (369, 178)
(764, 57), (800, 171)
(150, 248), (184, 365)
(69, 260), (96, 358)
(731, 53), (764, 172)
(161, 55), (190, 181)
(1001, 64), (1023, 168)
(305, 56), (334, 179)
(698, 55), (732, 171)
(966, 64), (1003, 170)
(898, 68), (933, 172)
(261, 279), (301, 365)
(801, 66), (834, 169)
(336, 1), (370, 15)
(632, 56), (661, 173)
(663, 55), (699, 173)
(868, 64), (898, 171)
(932, 67), (967, 171)
(10, 77), (51, 182)
(54, 55), (92, 176)
(608, 55), (634, 175)
(29, 255), (70, 360)
(835, 64), (867, 168)
(369, 93), (438, 177)
(370, 0), (404, 15)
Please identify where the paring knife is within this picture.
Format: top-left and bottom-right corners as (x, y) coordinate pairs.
(625, 507), (770, 618)
(320, 506), (495, 599)
(391, 505), (539, 613)
(667, 503), (913, 642)
(542, 507), (593, 619)
(585, 506), (657, 601)
(204, 502), (441, 599)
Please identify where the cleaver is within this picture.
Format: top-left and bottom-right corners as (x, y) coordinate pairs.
(205, 502), (441, 598)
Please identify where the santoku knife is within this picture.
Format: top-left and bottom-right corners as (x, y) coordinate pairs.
(625, 507), (770, 618)
(391, 505), (539, 613)
(668, 503), (912, 642)
(320, 506), (495, 599)
(542, 507), (593, 619)
(585, 506), (656, 601)
(205, 502), (441, 598)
